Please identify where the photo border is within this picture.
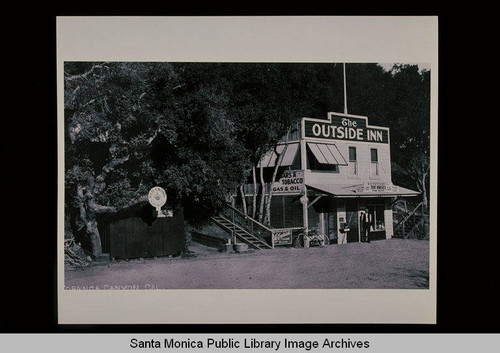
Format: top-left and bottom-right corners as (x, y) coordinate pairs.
(56, 16), (438, 325)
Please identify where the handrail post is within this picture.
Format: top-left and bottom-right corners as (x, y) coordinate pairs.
(232, 208), (236, 244)
(219, 202), (274, 249)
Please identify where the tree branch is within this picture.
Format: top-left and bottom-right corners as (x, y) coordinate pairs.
(121, 195), (149, 209)
(64, 64), (109, 82)
(93, 155), (130, 195)
(90, 194), (149, 214)
(101, 155), (130, 176)
(88, 198), (117, 214)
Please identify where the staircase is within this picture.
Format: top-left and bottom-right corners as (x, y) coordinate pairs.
(210, 205), (273, 250)
(393, 201), (428, 239)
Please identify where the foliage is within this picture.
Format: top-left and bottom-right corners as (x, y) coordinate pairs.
(144, 63), (250, 221)
(64, 61), (431, 255)
(65, 62), (154, 208)
(344, 63), (431, 207)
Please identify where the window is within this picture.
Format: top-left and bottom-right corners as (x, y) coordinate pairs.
(306, 145), (339, 172)
(370, 148), (379, 177)
(348, 146), (357, 176)
(366, 204), (385, 231)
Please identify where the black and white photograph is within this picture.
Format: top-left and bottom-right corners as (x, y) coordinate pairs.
(63, 61), (430, 291)
(3, 11), (500, 353)
(56, 16), (438, 325)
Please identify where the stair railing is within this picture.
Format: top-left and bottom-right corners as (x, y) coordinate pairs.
(393, 201), (424, 238)
(221, 203), (274, 247)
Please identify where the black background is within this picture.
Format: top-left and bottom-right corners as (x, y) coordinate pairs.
(2, 6), (498, 336)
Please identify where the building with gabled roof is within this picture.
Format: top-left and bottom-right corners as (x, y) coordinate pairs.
(235, 111), (419, 247)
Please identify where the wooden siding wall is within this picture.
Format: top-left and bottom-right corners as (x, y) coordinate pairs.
(304, 139), (392, 185)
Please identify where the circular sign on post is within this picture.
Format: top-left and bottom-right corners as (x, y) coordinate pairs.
(148, 186), (167, 217)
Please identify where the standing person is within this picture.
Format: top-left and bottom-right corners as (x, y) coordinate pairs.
(338, 220), (348, 244)
(361, 209), (372, 243)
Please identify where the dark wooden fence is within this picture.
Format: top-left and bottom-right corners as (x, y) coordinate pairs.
(109, 209), (185, 259)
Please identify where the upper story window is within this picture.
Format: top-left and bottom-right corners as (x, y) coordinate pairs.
(370, 148), (379, 177)
(306, 144), (339, 172)
(348, 146), (357, 176)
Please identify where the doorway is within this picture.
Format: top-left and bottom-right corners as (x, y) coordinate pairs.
(345, 199), (359, 243)
(326, 211), (338, 243)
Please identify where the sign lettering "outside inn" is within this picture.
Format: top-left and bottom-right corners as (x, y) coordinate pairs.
(304, 114), (389, 144)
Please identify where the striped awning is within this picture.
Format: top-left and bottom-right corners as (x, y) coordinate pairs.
(258, 143), (299, 168)
(307, 142), (348, 165)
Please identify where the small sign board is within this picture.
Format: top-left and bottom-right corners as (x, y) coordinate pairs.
(159, 209), (174, 218)
(271, 170), (304, 194)
(148, 186), (167, 217)
(358, 182), (398, 193)
(272, 229), (293, 245)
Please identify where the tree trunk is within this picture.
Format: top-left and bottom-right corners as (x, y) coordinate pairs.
(77, 184), (103, 258)
(264, 146), (285, 226)
(239, 184), (247, 215)
(258, 165), (266, 223)
(421, 169), (429, 216)
(86, 215), (103, 258)
(75, 152), (131, 257)
(251, 166), (257, 219)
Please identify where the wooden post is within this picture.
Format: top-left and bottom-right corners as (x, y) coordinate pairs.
(300, 118), (308, 248)
(301, 186), (309, 248)
(404, 200), (408, 239)
(319, 212), (325, 246)
(300, 117), (307, 171)
(358, 206), (362, 243)
(232, 208), (236, 244)
(343, 63), (348, 115)
(302, 190), (309, 232)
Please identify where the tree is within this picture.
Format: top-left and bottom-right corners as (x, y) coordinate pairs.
(65, 62), (157, 257)
(341, 63), (390, 123)
(263, 142), (287, 225)
(343, 63), (431, 213)
(64, 62), (252, 256)
(385, 65), (431, 213)
(144, 63), (250, 223)
(221, 63), (340, 222)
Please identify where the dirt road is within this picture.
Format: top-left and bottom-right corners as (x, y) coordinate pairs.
(64, 239), (429, 289)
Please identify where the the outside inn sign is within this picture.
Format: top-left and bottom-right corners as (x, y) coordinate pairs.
(304, 113), (389, 144)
